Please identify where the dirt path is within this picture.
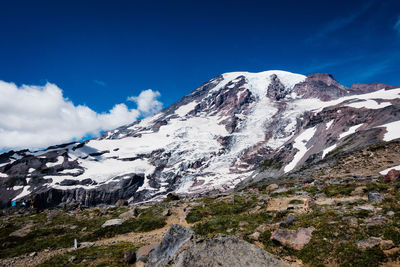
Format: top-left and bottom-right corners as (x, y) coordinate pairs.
(0, 248), (67, 267)
(95, 204), (191, 246)
(0, 205), (190, 267)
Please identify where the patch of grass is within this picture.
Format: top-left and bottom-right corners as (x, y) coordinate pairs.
(260, 158), (282, 171)
(38, 242), (138, 267)
(186, 195), (257, 223)
(334, 244), (386, 267)
(193, 211), (274, 237)
(322, 184), (356, 197)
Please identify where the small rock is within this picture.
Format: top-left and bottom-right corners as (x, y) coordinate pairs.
(351, 186), (366, 196)
(80, 242), (94, 248)
(271, 227), (315, 250)
(136, 243), (158, 262)
(380, 240), (395, 250)
(249, 232), (261, 241)
(355, 237), (382, 250)
(69, 255), (77, 263)
(162, 209), (171, 217)
(387, 211), (395, 216)
(115, 199), (128, 207)
(70, 225), (78, 230)
(342, 216), (358, 227)
(356, 205), (375, 211)
(266, 184), (279, 191)
(29, 252), (37, 257)
(273, 187), (290, 194)
(119, 208), (138, 221)
(81, 227), (87, 232)
(280, 214), (295, 227)
(239, 221), (249, 227)
(368, 191), (384, 203)
(101, 219), (123, 228)
(124, 250), (136, 264)
(303, 177), (314, 184)
(166, 192), (180, 201)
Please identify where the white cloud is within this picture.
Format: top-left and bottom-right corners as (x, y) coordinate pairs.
(395, 16), (400, 34)
(0, 81), (162, 151)
(127, 89), (163, 116)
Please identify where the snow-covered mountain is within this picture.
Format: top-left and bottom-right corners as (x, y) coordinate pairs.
(1, 70), (399, 208)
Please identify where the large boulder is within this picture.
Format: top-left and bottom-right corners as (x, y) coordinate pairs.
(384, 169), (400, 183)
(271, 227), (315, 250)
(172, 234), (288, 267)
(147, 224), (194, 267)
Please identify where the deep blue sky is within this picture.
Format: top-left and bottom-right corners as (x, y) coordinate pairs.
(1, 0), (400, 112)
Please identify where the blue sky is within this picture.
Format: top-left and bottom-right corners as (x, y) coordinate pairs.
(0, 0), (399, 151)
(0, 0), (399, 111)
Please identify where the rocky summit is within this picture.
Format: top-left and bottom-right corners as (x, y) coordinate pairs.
(1, 70), (400, 209)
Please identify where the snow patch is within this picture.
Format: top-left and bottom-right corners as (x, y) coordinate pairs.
(46, 156), (64, 168)
(380, 165), (400, 175)
(322, 144), (337, 158)
(345, 100), (392, 109)
(326, 120), (334, 130)
(284, 127), (317, 173)
(376, 120), (400, 141)
(12, 186), (31, 201)
(339, 124), (363, 139)
(175, 101), (198, 117)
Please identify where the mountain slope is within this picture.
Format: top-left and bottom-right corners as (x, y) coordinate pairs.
(0, 70), (399, 208)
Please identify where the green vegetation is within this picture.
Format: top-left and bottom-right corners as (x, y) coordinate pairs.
(38, 242), (138, 267)
(0, 206), (166, 259)
(186, 195), (258, 223)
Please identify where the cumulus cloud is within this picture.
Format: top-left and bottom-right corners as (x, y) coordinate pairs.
(395, 16), (400, 34)
(0, 81), (162, 151)
(127, 89), (163, 116)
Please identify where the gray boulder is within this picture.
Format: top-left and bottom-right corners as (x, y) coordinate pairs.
(147, 224), (194, 267)
(368, 191), (384, 203)
(172, 234), (288, 267)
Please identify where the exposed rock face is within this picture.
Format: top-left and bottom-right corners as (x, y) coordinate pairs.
(270, 227), (315, 250)
(172, 234), (289, 267)
(147, 225), (288, 267)
(147, 224), (194, 267)
(292, 73), (348, 101)
(350, 83), (398, 94)
(0, 70), (399, 208)
(267, 74), (287, 100)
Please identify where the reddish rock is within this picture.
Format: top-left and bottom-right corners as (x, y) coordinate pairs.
(270, 227), (315, 250)
(384, 169), (400, 183)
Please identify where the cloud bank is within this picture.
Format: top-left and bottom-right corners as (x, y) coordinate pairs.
(0, 81), (162, 151)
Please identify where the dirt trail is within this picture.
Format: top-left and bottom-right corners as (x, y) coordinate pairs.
(95, 204), (191, 246)
(0, 205), (190, 267)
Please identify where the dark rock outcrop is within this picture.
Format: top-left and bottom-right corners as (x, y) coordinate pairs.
(293, 73), (348, 101)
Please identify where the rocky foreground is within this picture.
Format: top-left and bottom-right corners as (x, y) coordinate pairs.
(2, 166), (400, 266)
